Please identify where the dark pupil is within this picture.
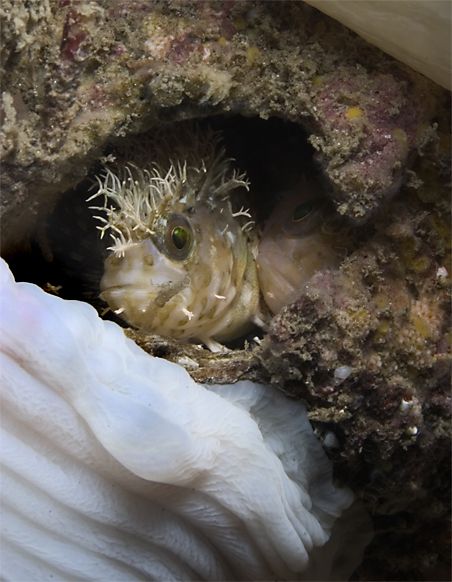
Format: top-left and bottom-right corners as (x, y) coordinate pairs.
(171, 226), (188, 250)
(293, 202), (314, 222)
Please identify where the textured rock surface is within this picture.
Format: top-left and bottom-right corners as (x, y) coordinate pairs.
(1, 0), (447, 251)
(1, 1), (450, 580)
(123, 148), (452, 581)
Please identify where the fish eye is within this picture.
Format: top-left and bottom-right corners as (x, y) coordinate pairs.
(292, 202), (314, 222)
(283, 197), (326, 236)
(163, 213), (194, 260)
(171, 226), (189, 250)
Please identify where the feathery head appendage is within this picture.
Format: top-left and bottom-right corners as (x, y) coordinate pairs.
(88, 122), (253, 257)
(145, 122), (248, 207)
(88, 163), (161, 254)
(90, 123), (263, 349)
(106, 237), (137, 258)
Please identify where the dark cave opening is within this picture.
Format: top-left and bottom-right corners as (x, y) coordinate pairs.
(6, 114), (316, 316)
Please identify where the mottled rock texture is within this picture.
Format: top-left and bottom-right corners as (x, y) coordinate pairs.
(1, 1), (450, 580)
(1, 0), (448, 248)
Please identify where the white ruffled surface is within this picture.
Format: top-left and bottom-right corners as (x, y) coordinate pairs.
(0, 258), (369, 581)
(306, 0), (451, 90)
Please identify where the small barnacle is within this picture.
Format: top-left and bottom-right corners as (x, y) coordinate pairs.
(400, 398), (413, 412)
(88, 123), (263, 351)
(334, 365), (353, 384)
(406, 425), (419, 436)
(322, 431), (340, 450)
(435, 266), (450, 286)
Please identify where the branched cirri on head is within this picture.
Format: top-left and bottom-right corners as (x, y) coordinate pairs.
(88, 123), (263, 352)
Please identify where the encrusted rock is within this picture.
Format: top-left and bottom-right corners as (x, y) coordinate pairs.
(1, 1), (450, 580)
(1, 0), (448, 251)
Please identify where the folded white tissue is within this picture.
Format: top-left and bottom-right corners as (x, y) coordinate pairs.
(0, 257), (371, 581)
(305, 0), (451, 90)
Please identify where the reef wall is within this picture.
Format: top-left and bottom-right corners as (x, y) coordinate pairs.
(1, 1), (450, 580)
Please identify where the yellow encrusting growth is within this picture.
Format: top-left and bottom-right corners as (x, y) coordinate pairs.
(444, 329), (452, 348)
(407, 255), (430, 273)
(376, 319), (390, 336)
(247, 47), (261, 63)
(392, 128), (409, 159)
(233, 15), (246, 31)
(311, 75), (323, 86)
(345, 107), (363, 121)
(410, 314), (431, 339)
(373, 293), (390, 310)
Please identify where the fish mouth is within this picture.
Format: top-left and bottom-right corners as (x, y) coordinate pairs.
(102, 284), (146, 291)
(100, 285), (155, 298)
